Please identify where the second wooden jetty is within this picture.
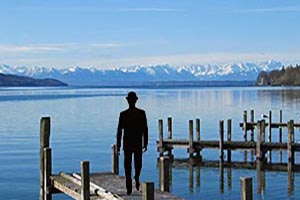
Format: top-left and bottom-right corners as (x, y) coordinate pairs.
(157, 111), (300, 170)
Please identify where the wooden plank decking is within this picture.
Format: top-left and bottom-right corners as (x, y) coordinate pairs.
(50, 172), (182, 200)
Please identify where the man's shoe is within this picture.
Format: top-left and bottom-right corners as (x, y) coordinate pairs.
(127, 188), (132, 195)
(135, 177), (140, 191)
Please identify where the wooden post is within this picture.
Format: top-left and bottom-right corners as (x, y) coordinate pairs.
(250, 110), (254, 142)
(227, 119), (232, 163)
(44, 148), (52, 200)
(142, 182), (154, 200)
(167, 117), (173, 158)
(243, 110), (247, 141)
(279, 110), (283, 143)
(240, 177), (253, 200)
(159, 157), (170, 192)
(279, 110), (283, 162)
(219, 120), (224, 163)
(111, 144), (119, 175)
(261, 120), (266, 143)
(40, 117), (51, 200)
(189, 120), (194, 158)
(243, 111), (248, 163)
(288, 120), (295, 168)
(196, 118), (201, 158)
(268, 110), (272, 142)
(268, 110), (272, 163)
(81, 161), (90, 200)
(256, 121), (262, 161)
(158, 119), (164, 157)
(167, 117), (172, 139)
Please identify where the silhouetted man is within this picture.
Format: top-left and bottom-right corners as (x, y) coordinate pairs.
(116, 91), (148, 195)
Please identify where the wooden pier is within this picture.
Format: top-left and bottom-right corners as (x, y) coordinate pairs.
(39, 117), (182, 200)
(156, 111), (300, 199)
(157, 112), (300, 169)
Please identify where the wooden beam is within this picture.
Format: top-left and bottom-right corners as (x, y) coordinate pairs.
(240, 177), (252, 200)
(142, 182), (154, 200)
(40, 117), (51, 200)
(81, 161), (90, 200)
(159, 157), (170, 192)
(44, 148), (52, 200)
(243, 110), (247, 141)
(167, 117), (173, 158)
(189, 120), (194, 158)
(227, 119), (232, 163)
(250, 110), (254, 142)
(111, 144), (119, 175)
(219, 120), (224, 163)
(52, 179), (81, 200)
(158, 119), (164, 157)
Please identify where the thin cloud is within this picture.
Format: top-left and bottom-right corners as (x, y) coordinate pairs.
(119, 8), (184, 12)
(0, 44), (64, 53)
(235, 6), (300, 13)
(0, 42), (122, 53)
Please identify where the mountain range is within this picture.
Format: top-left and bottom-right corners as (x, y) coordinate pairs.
(0, 60), (283, 86)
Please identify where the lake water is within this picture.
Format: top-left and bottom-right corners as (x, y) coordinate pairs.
(1, 86), (300, 200)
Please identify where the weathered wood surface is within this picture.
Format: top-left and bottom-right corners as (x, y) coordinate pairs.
(51, 173), (182, 200)
(161, 139), (300, 151)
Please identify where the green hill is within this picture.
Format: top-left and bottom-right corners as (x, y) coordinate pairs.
(0, 73), (68, 87)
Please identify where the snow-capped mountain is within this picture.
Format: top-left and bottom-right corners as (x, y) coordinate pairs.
(0, 60), (283, 85)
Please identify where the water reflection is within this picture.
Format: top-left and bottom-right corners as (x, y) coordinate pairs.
(158, 157), (297, 198)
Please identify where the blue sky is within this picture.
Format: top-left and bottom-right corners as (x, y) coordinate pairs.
(0, 0), (299, 68)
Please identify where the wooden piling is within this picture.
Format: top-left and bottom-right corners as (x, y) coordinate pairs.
(243, 110), (247, 141)
(44, 148), (52, 200)
(158, 119), (164, 157)
(227, 119), (232, 163)
(219, 120), (224, 163)
(279, 110), (283, 143)
(167, 117), (173, 158)
(256, 121), (262, 161)
(268, 110), (272, 142)
(40, 117), (51, 200)
(279, 110), (283, 162)
(81, 161), (90, 200)
(189, 120), (194, 158)
(196, 118), (201, 158)
(159, 157), (170, 192)
(240, 177), (252, 200)
(142, 182), (154, 200)
(111, 144), (119, 175)
(243, 111), (248, 162)
(268, 111), (272, 162)
(288, 120), (295, 168)
(250, 110), (254, 141)
(261, 120), (266, 143)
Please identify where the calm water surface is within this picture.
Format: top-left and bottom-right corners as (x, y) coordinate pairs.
(0, 86), (300, 200)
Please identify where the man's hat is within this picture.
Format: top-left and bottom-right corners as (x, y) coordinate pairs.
(126, 91), (138, 100)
